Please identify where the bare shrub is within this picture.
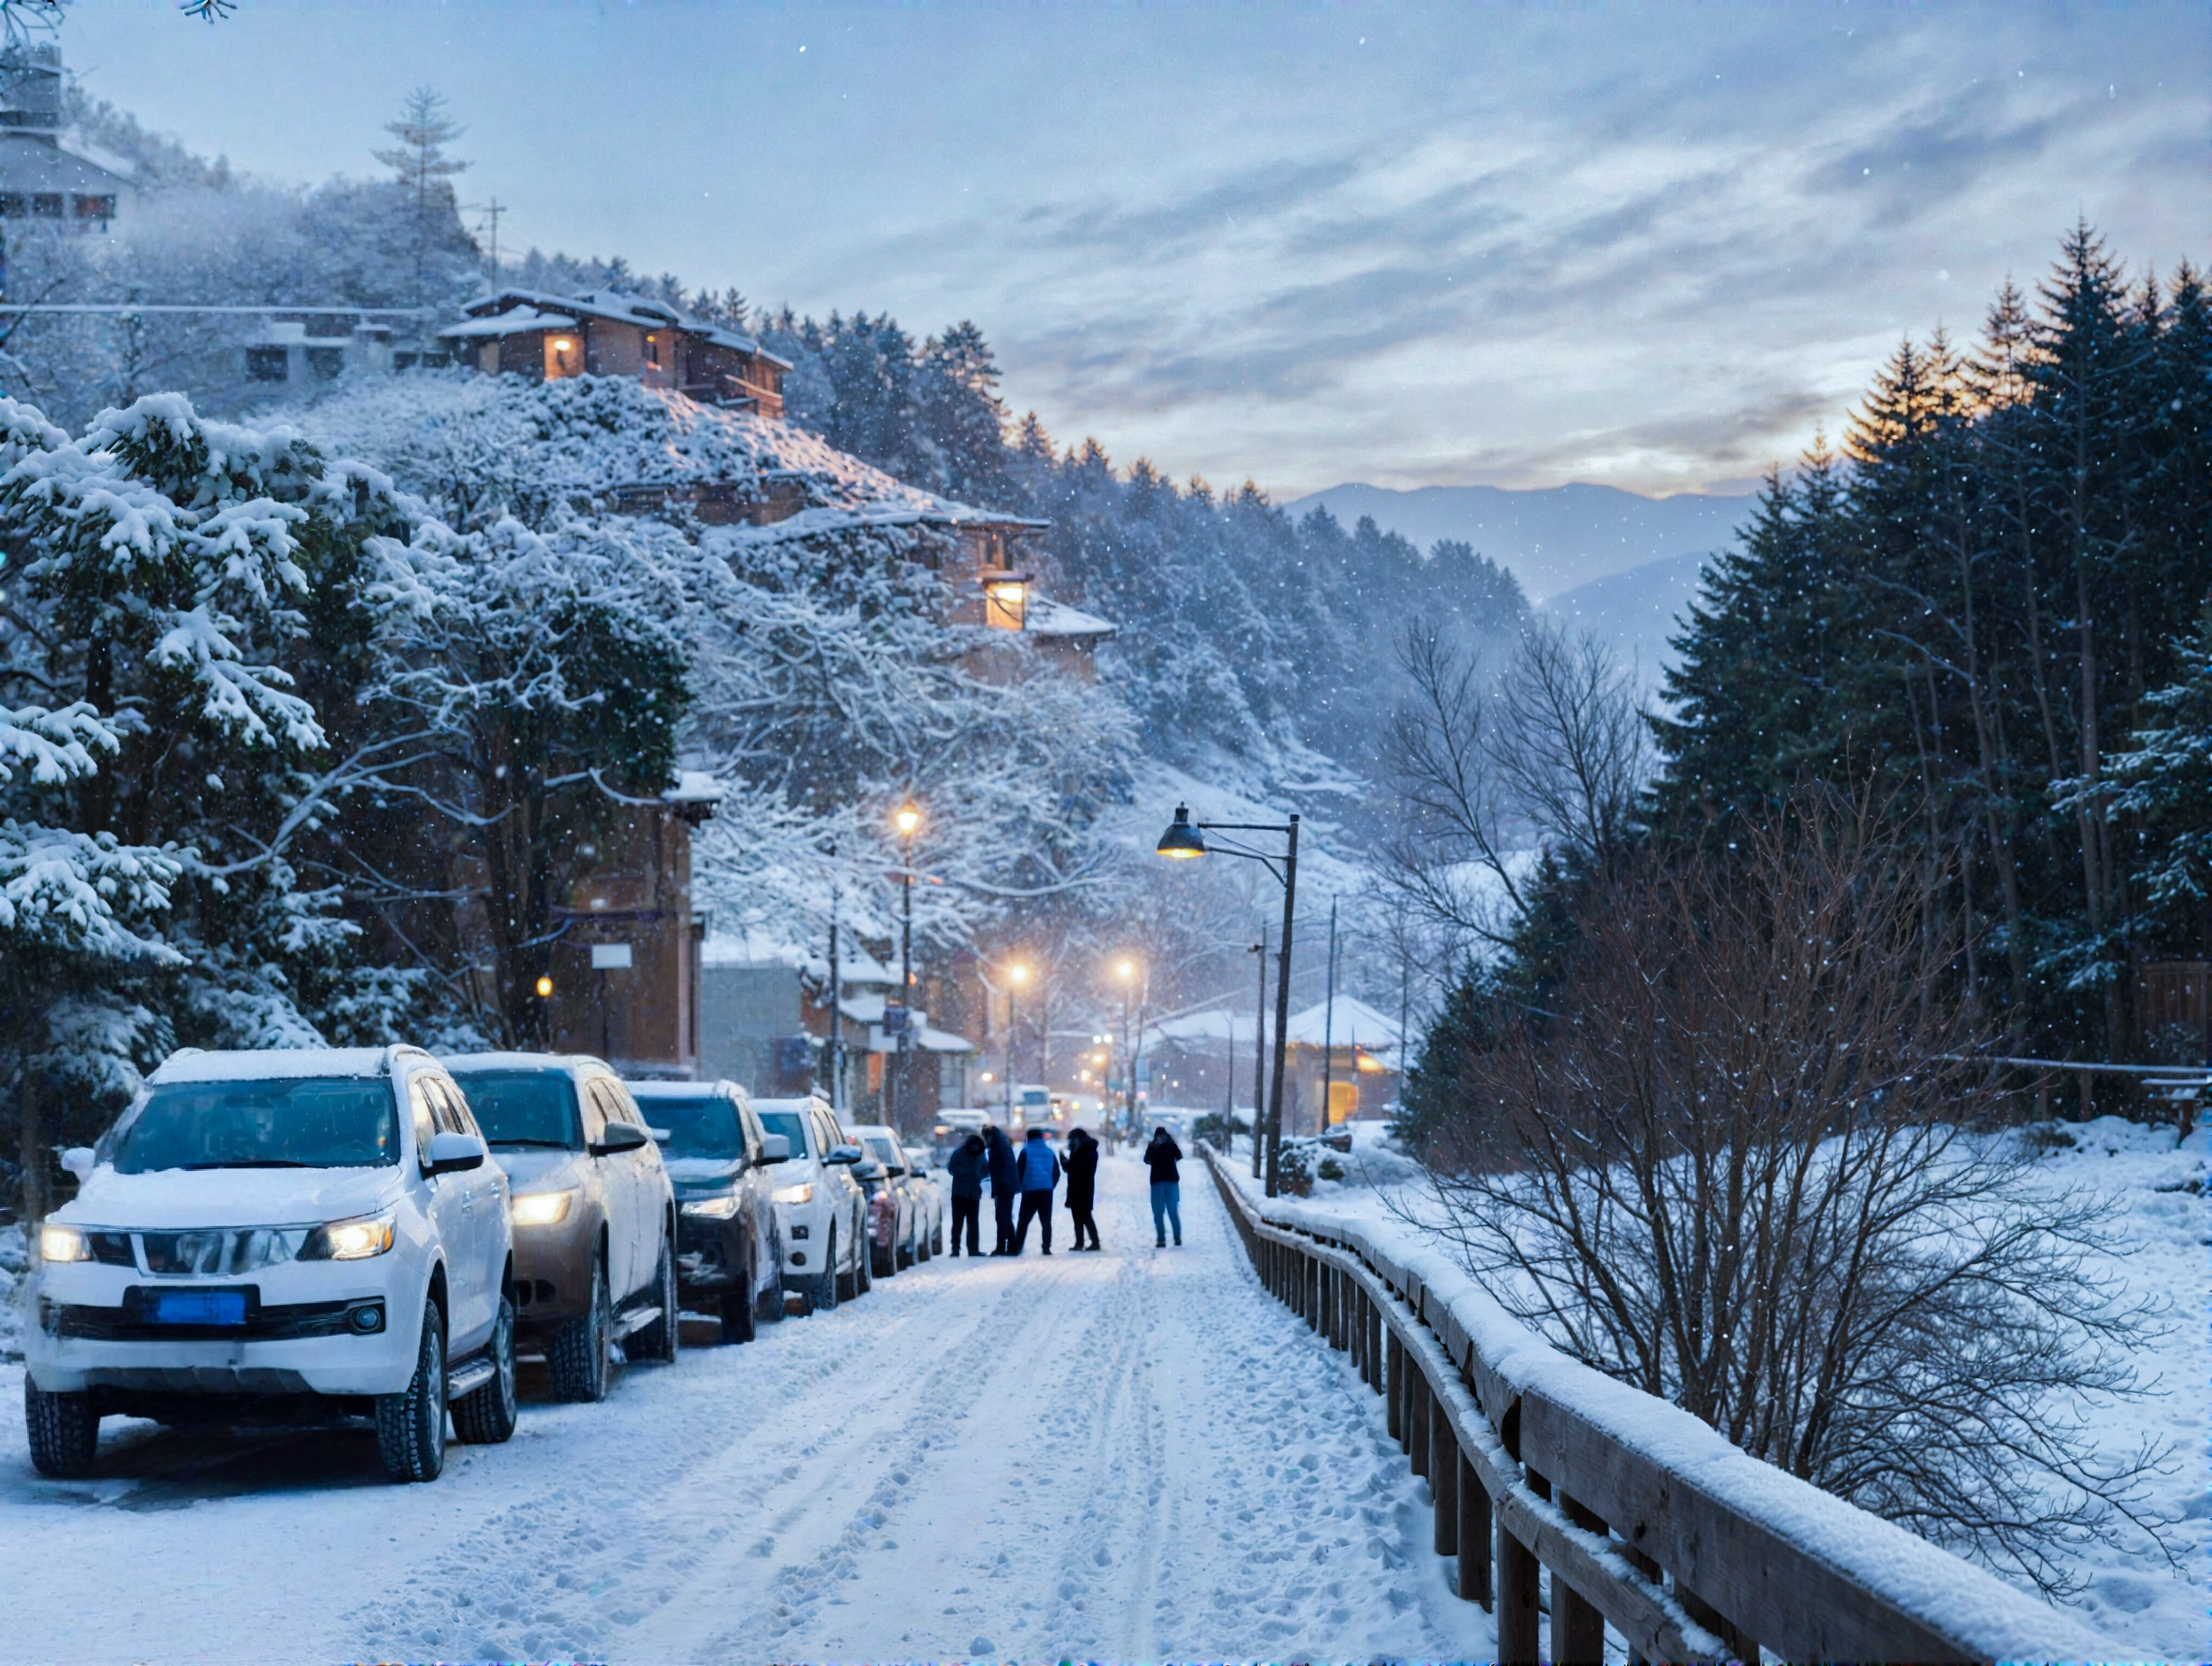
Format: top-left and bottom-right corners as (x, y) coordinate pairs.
(1416, 790), (2174, 1596)
(1386, 618), (1647, 953)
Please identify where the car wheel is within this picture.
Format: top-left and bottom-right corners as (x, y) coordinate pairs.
(758, 1229), (786, 1326)
(633, 1228), (680, 1365)
(452, 1295), (518, 1445)
(24, 1379), (99, 1479)
(933, 1218), (945, 1257)
(815, 1224), (840, 1313)
(549, 1251), (612, 1402)
(850, 1212), (872, 1298)
(721, 1235), (758, 1344)
(375, 1298), (447, 1483)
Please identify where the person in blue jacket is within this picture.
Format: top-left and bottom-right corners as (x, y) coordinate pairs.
(984, 1124), (1020, 1254)
(1008, 1127), (1061, 1255)
(946, 1133), (987, 1256)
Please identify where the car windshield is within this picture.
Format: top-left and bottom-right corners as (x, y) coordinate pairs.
(111, 1078), (399, 1172)
(864, 1135), (901, 1168)
(642, 1092), (744, 1159)
(448, 1071), (580, 1148)
(757, 1111), (809, 1161)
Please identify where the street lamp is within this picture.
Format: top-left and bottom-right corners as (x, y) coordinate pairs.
(1114, 957), (1141, 1137)
(1154, 802), (1300, 1197)
(891, 801), (922, 1131)
(1004, 962), (1029, 1125)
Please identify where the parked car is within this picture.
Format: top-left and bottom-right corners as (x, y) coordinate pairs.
(848, 1123), (925, 1274)
(24, 1046), (517, 1484)
(628, 1079), (788, 1344)
(904, 1144), (948, 1258)
(750, 1097), (869, 1312)
(442, 1054), (678, 1402)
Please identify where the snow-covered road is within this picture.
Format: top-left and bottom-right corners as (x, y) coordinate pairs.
(1, 1152), (1496, 1663)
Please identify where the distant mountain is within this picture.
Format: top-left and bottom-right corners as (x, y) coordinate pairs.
(1537, 551), (1712, 693)
(1283, 482), (1752, 601)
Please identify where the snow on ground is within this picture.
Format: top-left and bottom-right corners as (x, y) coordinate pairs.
(1267, 1114), (2212, 1665)
(0, 1154), (1494, 1664)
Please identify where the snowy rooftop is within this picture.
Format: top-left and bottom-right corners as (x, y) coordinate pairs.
(455, 287), (795, 369)
(436, 306), (580, 341)
(1023, 597), (1118, 639)
(1147, 998), (1402, 1057)
(702, 930), (896, 988)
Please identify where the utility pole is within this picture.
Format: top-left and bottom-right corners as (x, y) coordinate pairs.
(1320, 894), (1339, 1133)
(892, 803), (920, 1133)
(470, 196), (505, 285)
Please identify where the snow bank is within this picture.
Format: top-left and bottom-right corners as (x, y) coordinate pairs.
(1213, 1151), (2127, 1663)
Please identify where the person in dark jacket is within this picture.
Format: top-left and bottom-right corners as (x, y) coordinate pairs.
(945, 1133), (987, 1256)
(1145, 1127), (1184, 1247)
(984, 1125), (1020, 1254)
(1008, 1127), (1060, 1254)
(1062, 1126), (1101, 1250)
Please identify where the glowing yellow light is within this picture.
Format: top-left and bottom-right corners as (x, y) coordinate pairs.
(534, 975), (554, 998)
(1116, 958), (1137, 981)
(550, 337), (575, 353)
(1008, 964), (1028, 985)
(893, 803), (922, 837)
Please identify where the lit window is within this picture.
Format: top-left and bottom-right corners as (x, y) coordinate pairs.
(545, 334), (578, 380)
(985, 580), (1026, 631)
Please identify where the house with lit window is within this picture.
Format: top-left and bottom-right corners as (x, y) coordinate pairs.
(436, 287), (791, 415)
(0, 45), (130, 232)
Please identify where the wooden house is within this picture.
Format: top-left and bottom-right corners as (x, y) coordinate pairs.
(436, 287), (791, 415)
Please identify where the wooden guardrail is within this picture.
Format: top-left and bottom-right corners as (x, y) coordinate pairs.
(1198, 1144), (2114, 1665)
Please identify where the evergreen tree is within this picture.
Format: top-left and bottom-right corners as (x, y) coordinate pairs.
(373, 86), (471, 300)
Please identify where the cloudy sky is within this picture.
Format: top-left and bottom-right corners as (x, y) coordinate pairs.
(62, 1), (2210, 498)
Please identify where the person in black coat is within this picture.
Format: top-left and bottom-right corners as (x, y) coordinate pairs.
(1145, 1126), (1184, 1247)
(1063, 1126), (1101, 1251)
(945, 1133), (987, 1256)
(983, 1124), (1020, 1254)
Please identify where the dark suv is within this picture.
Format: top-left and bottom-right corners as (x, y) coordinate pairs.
(629, 1080), (788, 1343)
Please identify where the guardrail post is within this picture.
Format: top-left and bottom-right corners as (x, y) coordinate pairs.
(1495, 1513), (1541, 1665)
(1456, 1450), (1491, 1609)
(1553, 1494), (1609, 1666)
(1409, 1366), (1432, 1479)
(1368, 1299), (1382, 1393)
(1387, 1333), (1405, 1443)
(1431, 1393), (1459, 1557)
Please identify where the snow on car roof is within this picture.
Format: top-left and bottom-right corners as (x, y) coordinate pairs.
(149, 1046), (408, 1083)
(628, 1079), (742, 1098)
(440, 1051), (609, 1076)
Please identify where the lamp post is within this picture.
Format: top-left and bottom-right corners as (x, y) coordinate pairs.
(1115, 957), (1139, 1137)
(1004, 962), (1028, 1126)
(892, 802), (921, 1132)
(1157, 803), (1298, 1198)
(1249, 931), (1268, 1178)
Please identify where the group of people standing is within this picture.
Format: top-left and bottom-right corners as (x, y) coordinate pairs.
(942, 1124), (1184, 1255)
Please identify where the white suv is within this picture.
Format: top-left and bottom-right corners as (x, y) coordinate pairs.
(750, 1097), (868, 1313)
(23, 1046), (517, 1484)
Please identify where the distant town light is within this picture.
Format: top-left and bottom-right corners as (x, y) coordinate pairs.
(534, 975), (554, 998)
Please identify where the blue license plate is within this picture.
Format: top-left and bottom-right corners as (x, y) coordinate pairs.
(145, 1289), (248, 1326)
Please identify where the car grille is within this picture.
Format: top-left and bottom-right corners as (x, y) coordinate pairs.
(44, 1293), (384, 1343)
(123, 1228), (310, 1276)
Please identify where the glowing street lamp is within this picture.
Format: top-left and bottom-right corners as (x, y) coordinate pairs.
(1003, 962), (1030, 1124)
(891, 801), (923, 1130)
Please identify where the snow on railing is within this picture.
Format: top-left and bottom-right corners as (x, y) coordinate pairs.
(1197, 1144), (2115, 1665)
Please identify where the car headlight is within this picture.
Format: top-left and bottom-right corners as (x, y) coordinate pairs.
(38, 1223), (89, 1264)
(681, 1194), (741, 1220)
(511, 1189), (577, 1227)
(301, 1208), (397, 1261)
(771, 1183), (814, 1206)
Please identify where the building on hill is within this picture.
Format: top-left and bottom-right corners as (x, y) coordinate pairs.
(436, 287), (792, 415)
(0, 44), (130, 231)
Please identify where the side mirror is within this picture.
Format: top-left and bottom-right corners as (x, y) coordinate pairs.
(855, 1158), (885, 1181)
(61, 1146), (95, 1182)
(591, 1122), (651, 1157)
(425, 1130), (487, 1175)
(825, 1143), (863, 1165)
(759, 1133), (791, 1164)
